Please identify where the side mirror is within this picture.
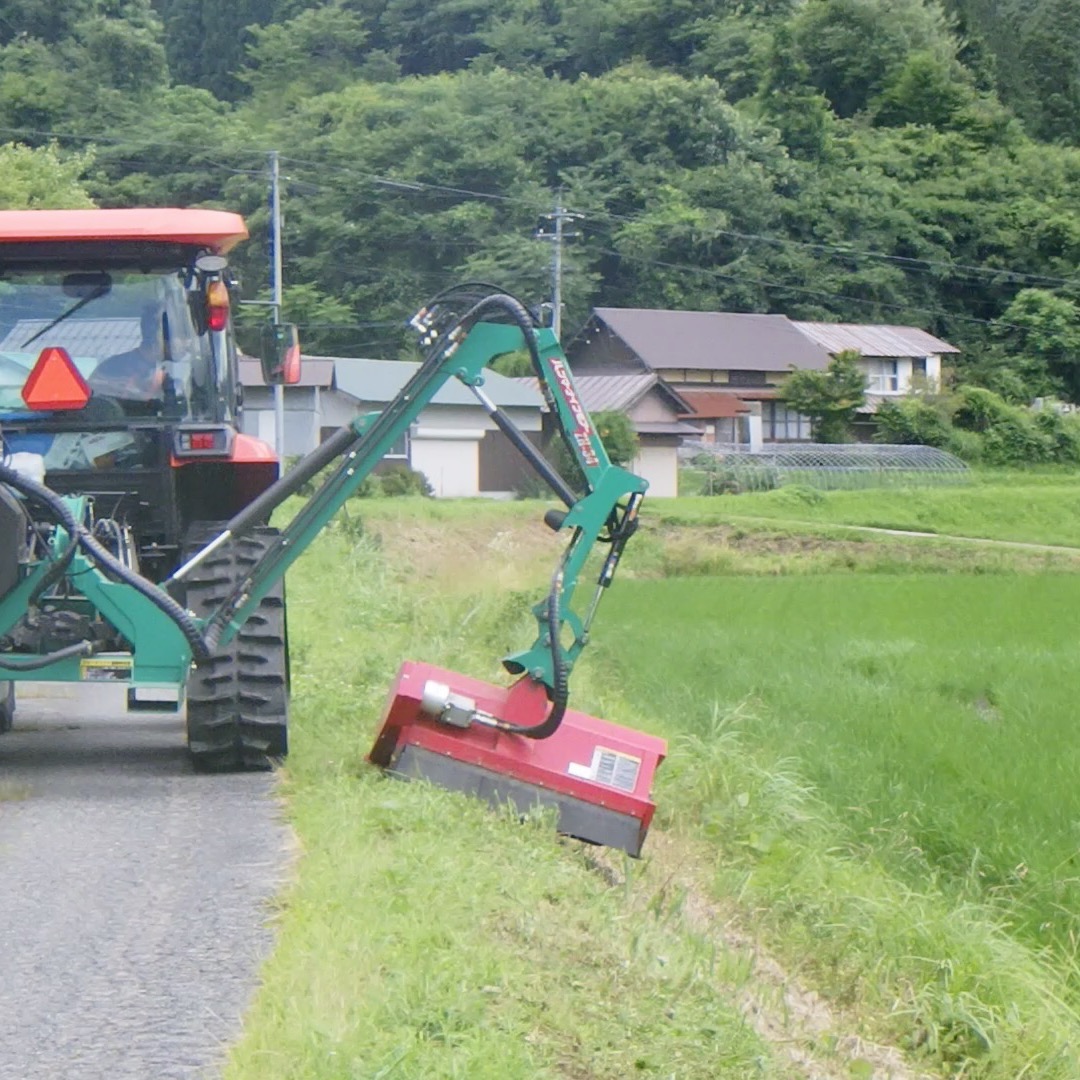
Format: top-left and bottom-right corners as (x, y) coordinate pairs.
(260, 322), (301, 386)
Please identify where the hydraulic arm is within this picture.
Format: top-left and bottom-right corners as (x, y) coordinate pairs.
(169, 288), (647, 717)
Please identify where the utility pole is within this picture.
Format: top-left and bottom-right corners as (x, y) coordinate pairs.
(536, 199), (581, 341)
(269, 150), (285, 460)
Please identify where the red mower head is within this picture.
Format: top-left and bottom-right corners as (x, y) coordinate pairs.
(369, 660), (666, 857)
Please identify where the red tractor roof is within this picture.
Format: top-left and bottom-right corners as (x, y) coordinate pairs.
(0, 208), (249, 253)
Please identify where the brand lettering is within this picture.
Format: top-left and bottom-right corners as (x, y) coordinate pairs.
(550, 358), (600, 468)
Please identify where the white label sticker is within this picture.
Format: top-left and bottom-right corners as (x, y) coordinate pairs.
(590, 746), (641, 793)
(567, 761), (594, 781)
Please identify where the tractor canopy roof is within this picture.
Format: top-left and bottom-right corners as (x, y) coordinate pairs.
(0, 208), (248, 253)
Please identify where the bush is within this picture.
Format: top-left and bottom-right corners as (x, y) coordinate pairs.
(873, 398), (954, 447)
(945, 428), (985, 464)
(1034, 409), (1080, 464)
(953, 386), (1016, 433)
(379, 464), (433, 497)
(544, 409), (639, 492)
(981, 411), (1054, 466)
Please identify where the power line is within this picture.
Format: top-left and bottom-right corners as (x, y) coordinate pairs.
(0, 123), (1069, 305)
(594, 247), (1027, 330)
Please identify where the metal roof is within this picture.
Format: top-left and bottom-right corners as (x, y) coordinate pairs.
(792, 321), (960, 357)
(0, 208), (249, 253)
(0, 317), (139, 356)
(635, 420), (706, 436)
(239, 356), (335, 389)
(513, 371), (692, 415)
(576, 308), (832, 373)
(329, 357), (543, 408)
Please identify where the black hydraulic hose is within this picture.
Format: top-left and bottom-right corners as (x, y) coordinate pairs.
(0, 462), (209, 661)
(0, 639), (99, 671)
(496, 581), (569, 740)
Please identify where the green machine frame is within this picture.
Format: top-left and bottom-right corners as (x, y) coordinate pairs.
(0, 294), (647, 700)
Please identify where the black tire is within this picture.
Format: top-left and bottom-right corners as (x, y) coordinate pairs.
(0, 681), (13, 733)
(182, 523), (289, 771)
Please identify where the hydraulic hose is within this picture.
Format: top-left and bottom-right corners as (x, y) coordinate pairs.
(0, 639), (100, 671)
(0, 463), (209, 661)
(495, 575), (569, 740)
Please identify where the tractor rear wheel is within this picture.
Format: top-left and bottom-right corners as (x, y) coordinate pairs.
(182, 524), (289, 771)
(0, 681), (13, 733)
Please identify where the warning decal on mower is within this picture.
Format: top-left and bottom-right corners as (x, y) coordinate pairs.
(572, 746), (641, 793)
(80, 656), (133, 681)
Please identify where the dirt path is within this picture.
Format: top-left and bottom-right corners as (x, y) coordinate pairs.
(0, 684), (289, 1080)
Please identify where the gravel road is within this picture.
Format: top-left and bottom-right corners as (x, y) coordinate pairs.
(0, 682), (290, 1080)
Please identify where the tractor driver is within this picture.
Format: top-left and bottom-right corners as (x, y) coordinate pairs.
(89, 305), (168, 403)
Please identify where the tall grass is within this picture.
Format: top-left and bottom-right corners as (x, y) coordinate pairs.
(596, 574), (1080, 952)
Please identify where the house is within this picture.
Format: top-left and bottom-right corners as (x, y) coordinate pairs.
(239, 356), (544, 498)
(791, 322), (959, 409)
(566, 307), (833, 446)
(517, 370), (701, 497)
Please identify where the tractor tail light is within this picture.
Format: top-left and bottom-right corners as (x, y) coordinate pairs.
(206, 280), (230, 332)
(173, 425), (233, 458)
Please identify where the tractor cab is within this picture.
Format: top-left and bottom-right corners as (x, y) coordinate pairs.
(0, 209), (292, 580)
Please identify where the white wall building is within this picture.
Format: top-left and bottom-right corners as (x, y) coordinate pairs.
(239, 356), (544, 498)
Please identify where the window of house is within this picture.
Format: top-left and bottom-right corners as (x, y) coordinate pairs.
(763, 401), (812, 441)
(728, 370), (768, 387)
(913, 357), (927, 377)
(866, 358), (899, 393)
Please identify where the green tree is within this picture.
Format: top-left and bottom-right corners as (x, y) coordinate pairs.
(792, 0), (961, 119)
(241, 4), (370, 101)
(780, 350), (867, 442)
(994, 289), (1080, 402)
(0, 142), (94, 208)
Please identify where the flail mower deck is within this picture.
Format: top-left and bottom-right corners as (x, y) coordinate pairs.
(371, 661), (665, 856)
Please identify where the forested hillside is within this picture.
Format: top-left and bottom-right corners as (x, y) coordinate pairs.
(0, 0), (1077, 400)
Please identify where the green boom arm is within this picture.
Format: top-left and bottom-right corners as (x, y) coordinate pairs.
(170, 296), (647, 698)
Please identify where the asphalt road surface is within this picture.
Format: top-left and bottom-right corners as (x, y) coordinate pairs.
(0, 683), (289, 1080)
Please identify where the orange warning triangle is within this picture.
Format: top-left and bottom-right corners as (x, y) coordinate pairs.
(21, 346), (91, 410)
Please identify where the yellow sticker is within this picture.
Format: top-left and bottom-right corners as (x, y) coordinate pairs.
(79, 656), (133, 682)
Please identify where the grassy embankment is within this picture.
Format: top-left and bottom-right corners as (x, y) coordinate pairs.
(226, 482), (1080, 1079)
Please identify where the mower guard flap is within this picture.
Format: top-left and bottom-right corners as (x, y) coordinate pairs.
(369, 661), (666, 857)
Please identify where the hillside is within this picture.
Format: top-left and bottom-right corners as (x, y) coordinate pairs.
(0, 0), (1075, 404)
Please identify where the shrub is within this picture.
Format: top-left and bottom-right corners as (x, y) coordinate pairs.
(945, 428), (985, 464)
(379, 464), (433, 497)
(873, 398), (954, 447)
(953, 386), (1015, 433)
(1034, 409), (1080, 464)
(981, 411), (1054, 466)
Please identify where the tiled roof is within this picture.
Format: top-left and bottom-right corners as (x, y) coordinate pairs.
(575, 308), (833, 373)
(677, 390), (752, 419)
